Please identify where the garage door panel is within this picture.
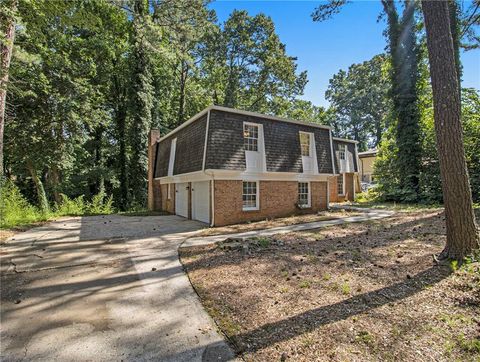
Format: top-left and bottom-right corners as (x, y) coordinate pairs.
(192, 181), (210, 224)
(175, 183), (189, 218)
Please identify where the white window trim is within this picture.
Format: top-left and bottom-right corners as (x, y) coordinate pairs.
(298, 181), (311, 208)
(338, 173), (345, 196)
(243, 122), (260, 152)
(168, 138), (177, 176)
(299, 131), (312, 157)
(339, 144), (346, 161)
(242, 180), (259, 211)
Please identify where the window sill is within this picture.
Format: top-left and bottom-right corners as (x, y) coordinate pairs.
(242, 207), (259, 212)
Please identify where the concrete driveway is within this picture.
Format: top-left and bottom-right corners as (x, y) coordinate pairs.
(0, 215), (236, 361)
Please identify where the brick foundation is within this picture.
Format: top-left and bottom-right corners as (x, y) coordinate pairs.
(213, 180), (328, 226)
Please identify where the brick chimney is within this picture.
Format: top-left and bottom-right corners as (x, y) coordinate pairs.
(147, 129), (160, 211)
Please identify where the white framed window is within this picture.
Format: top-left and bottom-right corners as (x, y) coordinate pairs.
(298, 182), (311, 208)
(299, 132), (311, 157)
(243, 123), (259, 151)
(337, 174), (345, 196)
(338, 144), (346, 160)
(242, 181), (259, 210)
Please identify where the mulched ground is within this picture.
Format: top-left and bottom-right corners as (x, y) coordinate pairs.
(180, 209), (480, 361)
(198, 209), (361, 236)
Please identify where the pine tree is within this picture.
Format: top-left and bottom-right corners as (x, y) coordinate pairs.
(422, 0), (479, 260)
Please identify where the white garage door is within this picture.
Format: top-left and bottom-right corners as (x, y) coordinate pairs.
(175, 183), (189, 218)
(192, 181), (210, 224)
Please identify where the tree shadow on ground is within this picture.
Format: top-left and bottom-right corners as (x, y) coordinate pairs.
(231, 264), (451, 353)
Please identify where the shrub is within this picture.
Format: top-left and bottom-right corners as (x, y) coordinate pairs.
(87, 190), (114, 215)
(55, 191), (115, 216)
(0, 180), (45, 228)
(55, 194), (86, 216)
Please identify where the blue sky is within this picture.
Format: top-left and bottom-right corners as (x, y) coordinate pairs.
(209, 0), (480, 107)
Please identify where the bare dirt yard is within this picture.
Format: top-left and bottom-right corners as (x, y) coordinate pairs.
(180, 209), (480, 362)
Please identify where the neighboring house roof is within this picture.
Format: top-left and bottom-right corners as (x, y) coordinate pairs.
(358, 149), (378, 158)
(332, 136), (358, 144)
(159, 105), (332, 142)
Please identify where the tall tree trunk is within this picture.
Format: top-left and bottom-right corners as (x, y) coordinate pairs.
(26, 160), (50, 214)
(116, 103), (128, 210)
(0, 0), (17, 178)
(49, 166), (62, 204)
(94, 125), (104, 195)
(382, 0), (422, 201)
(422, 0), (480, 260)
(128, 0), (153, 207)
(177, 60), (188, 127)
(448, 0), (462, 92)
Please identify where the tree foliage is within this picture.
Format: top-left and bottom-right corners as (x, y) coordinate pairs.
(3, 0), (310, 213)
(325, 54), (390, 150)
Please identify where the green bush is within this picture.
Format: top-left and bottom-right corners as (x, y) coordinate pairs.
(55, 191), (115, 216)
(0, 180), (46, 228)
(1, 180), (116, 229)
(87, 190), (114, 215)
(54, 194), (86, 216)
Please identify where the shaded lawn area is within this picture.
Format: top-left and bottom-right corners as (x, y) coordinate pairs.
(180, 210), (480, 361)
(198, 209), (362, 237)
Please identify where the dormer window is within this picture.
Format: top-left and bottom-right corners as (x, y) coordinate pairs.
(299, 132), (311, 156)
(243, 124), (258, 151)
(339, 144), (346, 160)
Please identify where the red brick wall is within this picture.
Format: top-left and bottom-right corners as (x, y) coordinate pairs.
(344, 172), (355, 201)
(328, 174), (354, 203)
(160, 183), (175, 214)
(151, 179), (162, 210)
(213, 180), (328, 226)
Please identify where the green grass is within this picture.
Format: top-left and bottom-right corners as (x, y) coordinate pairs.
(256, 236), (271, 248)
(1, 181), (115, 230)
(299, 280), (312, 288)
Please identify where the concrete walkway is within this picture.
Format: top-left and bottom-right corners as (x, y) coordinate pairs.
(1, 215), (236, 361)
(182, 206), (394, 248)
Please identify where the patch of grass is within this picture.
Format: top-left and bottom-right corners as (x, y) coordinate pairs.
(256, 237), (271, 248)
(341, 282), (351, 295)
(322, 273), (331, 281)
(439, 314), (473, 329)
(356, 330), (375, 345)
(280, 270), (289, 278)
(299, 280), (312, 289)
(450, 260), (459, 272)
(278, 286), (289, 293)
(307, 252), (318, 263)
(457, 335), (480, 354)
(301, 335), (315, 348)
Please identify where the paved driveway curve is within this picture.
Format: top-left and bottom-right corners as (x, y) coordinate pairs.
(1, 215), (235, 361)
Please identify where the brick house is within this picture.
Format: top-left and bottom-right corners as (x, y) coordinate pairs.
(328, 138), (360, 202)
(147, 106), (359, 226)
